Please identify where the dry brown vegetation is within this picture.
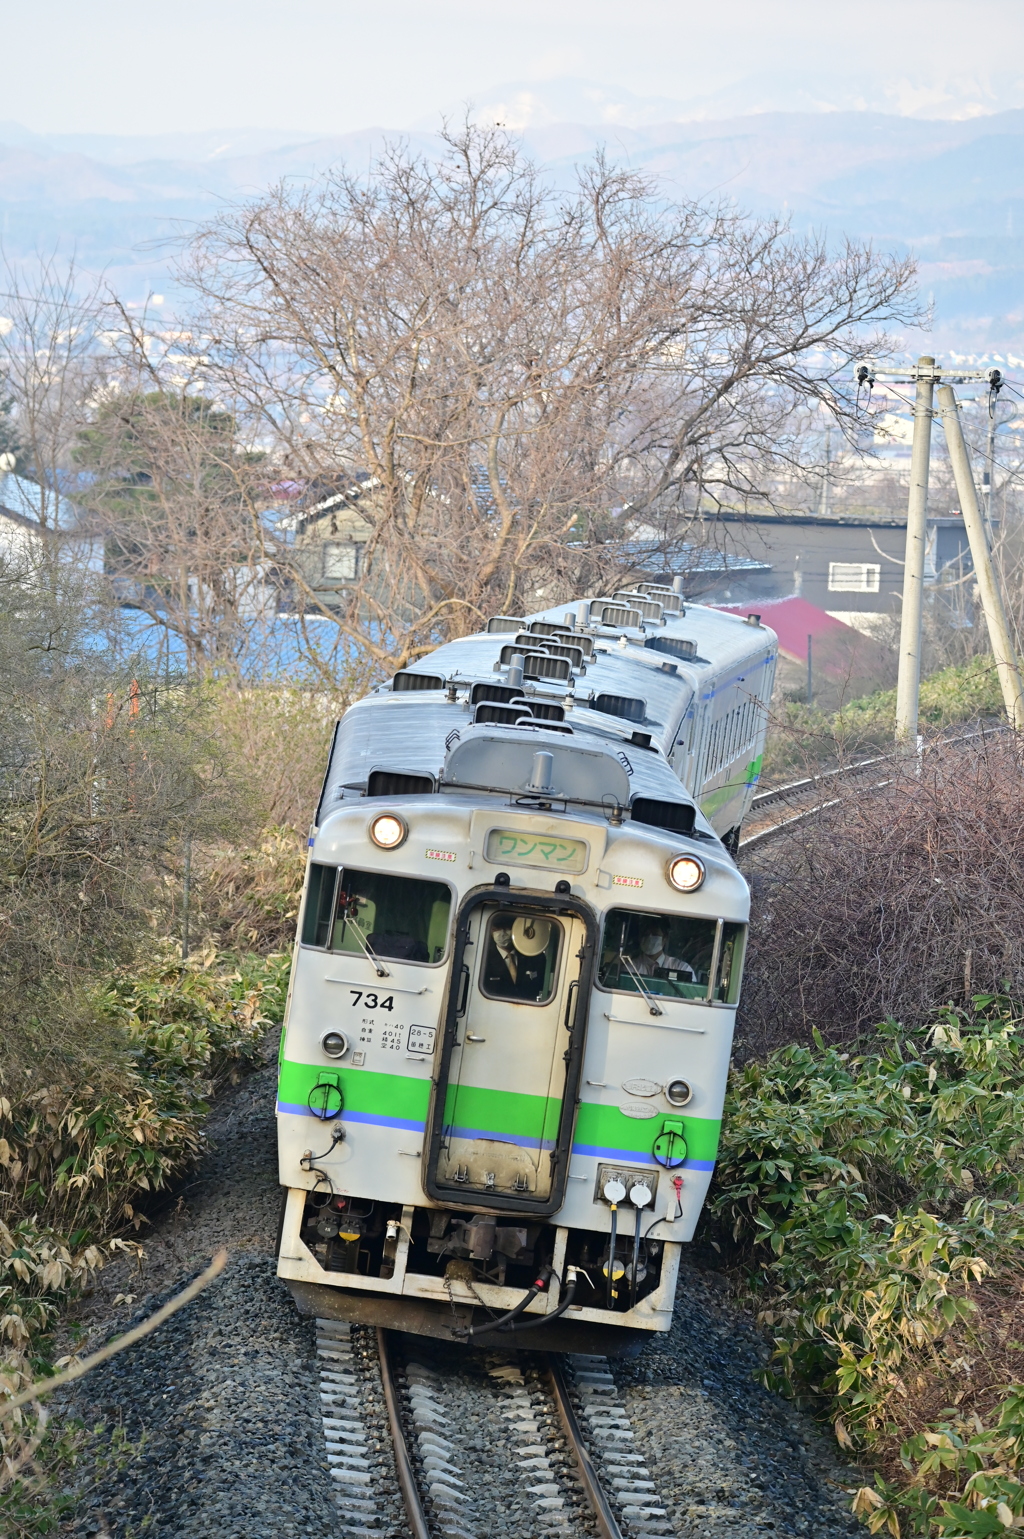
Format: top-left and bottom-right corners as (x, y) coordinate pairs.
(738, 733), (1024, 1058)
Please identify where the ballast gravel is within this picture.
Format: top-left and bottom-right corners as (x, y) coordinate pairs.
(57, 1047), (863, 1537)
(611, 1261), (864, 1537)
(64, 1258), (335, 1537)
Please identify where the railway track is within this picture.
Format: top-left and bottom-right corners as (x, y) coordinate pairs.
(739, 722), (1008, 849)
(315, 1317), (672, 1539)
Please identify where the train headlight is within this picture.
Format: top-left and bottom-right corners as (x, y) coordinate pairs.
(321, 1031), (349, 1059)
(369, 812), (408, 849)
(665, 1078), (692, 1107)
(667, 854), (705, 892)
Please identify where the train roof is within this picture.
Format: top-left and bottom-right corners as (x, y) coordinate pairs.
(318, 594), (777, 840)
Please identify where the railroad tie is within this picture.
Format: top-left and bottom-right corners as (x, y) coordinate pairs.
(488, 1362), (574, 1535)
(316, 1318), (389, 1538)
(567, 1353), (673, 1537)
(405, 1360), (479, 1539)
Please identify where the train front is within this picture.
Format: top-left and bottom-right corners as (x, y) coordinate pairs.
(276, 712), (748, 1351)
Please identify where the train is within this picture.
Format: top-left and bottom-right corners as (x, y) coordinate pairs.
(276, 584), (777, 1350)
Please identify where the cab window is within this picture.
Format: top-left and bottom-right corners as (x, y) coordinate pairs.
(301, 864), (452, 964)
(599, 908), (746, 1002)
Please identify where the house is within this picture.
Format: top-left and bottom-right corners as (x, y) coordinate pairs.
(713, 595), (896, 708)
(638, 510), (978, 628)
(0, 468), (102, 571)
(272, 474), (375, 610)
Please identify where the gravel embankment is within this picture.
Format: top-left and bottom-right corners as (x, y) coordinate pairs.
(57, 1044), (863, 1537)
(612, 1265), (863, 1537)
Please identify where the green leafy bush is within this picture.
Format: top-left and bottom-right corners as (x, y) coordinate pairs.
(711, 998), (1024, 1536)
(0, 946), (288, 1532)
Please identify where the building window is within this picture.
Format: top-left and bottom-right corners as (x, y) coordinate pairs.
(323, 541), (358, 581)
(828, 562), (880, 593)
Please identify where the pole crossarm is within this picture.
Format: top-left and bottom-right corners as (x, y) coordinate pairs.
(856, 362), (1005, 384)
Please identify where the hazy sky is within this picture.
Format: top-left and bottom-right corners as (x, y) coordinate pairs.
(6, 0), (1024, 135)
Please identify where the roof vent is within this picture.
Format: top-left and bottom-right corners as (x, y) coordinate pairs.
(392, 670), (444, 692)
(514, 719), (574, 735)
(474, 703), (531, 727)
(593, 692), (646, 723)
(631, 796), (696, 834)
(367, 770), (435, 797)
(636, 583), (683, 614)
(613, 592), (664, 622)
(540, 641), (585, 670)
(519, 699), (565, 722)
(499, 646), (571, 682)
(487, 616), (524, 633)
(527, 621), (574, 638)
(645, 635), (697, 661)
(471, 682), (521, 705)
(592, 602), (643, 630)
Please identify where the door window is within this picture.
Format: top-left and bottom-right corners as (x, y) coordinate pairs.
(478, 910), (563, 1004)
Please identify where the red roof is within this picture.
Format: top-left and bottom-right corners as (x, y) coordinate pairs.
(713, 596), (854, 662)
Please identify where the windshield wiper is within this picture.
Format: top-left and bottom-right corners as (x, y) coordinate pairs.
(619, 953), (664, 1017)
(342, 910), (391, 978)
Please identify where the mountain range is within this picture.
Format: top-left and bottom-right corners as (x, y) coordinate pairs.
(1, 82), (1022, 361)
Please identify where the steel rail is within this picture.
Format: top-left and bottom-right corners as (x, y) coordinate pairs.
(545, 1355), (625, 1539)
(742, 723), (1010, 848)
(376, 1327), (431, 1539)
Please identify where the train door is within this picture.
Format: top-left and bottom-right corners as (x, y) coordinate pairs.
(423, 890), (597, 1217)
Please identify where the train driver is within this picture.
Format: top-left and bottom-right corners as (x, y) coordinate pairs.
(634, 924), (697, 982)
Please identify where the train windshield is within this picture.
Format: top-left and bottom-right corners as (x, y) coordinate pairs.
(599, 908), (745, 1002)
(301, 863), (452, 963)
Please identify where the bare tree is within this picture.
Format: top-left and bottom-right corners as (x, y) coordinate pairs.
(164, 124), (918, 671)
(73, 344), (276, 674)
(0, 253), (106, 530)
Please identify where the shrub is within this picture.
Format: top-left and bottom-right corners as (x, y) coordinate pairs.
(0, 947), (288, 1531)
(762, 656), (1006, 783)
(739, 735), (1024, 1056)
(711, 998), (1024, 1537)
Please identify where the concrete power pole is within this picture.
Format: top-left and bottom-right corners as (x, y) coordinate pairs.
(984, 367), (1002, 540)
(894, 357), (936, 744)
(936, 383), (1024, 731)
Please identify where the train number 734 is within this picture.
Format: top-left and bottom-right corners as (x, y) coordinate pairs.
(349, 991), (394, 1010)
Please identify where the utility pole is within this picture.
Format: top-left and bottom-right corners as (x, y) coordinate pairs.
(894, 357), (936, 746)
(818, 420), (832, 518)
(984, 367), (1002, 541)
(855, 355), (1006, 745)
(936, 383), (1024, 730)
(806, 634), (813, 706)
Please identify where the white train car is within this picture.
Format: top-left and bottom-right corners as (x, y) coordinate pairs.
(276, 588), (777, 1348)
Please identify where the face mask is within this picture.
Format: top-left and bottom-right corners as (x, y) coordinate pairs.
(640, 934), (663, 956)
(494, 929), (513, 949)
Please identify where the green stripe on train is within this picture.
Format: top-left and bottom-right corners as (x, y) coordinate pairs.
(700, 753), (763, 820)
(442, 1082), (562, 1143)
(278, 1058), (430, 1120)
(574, 1102), (721, 1161)
(278, 1059), (721, 1159)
